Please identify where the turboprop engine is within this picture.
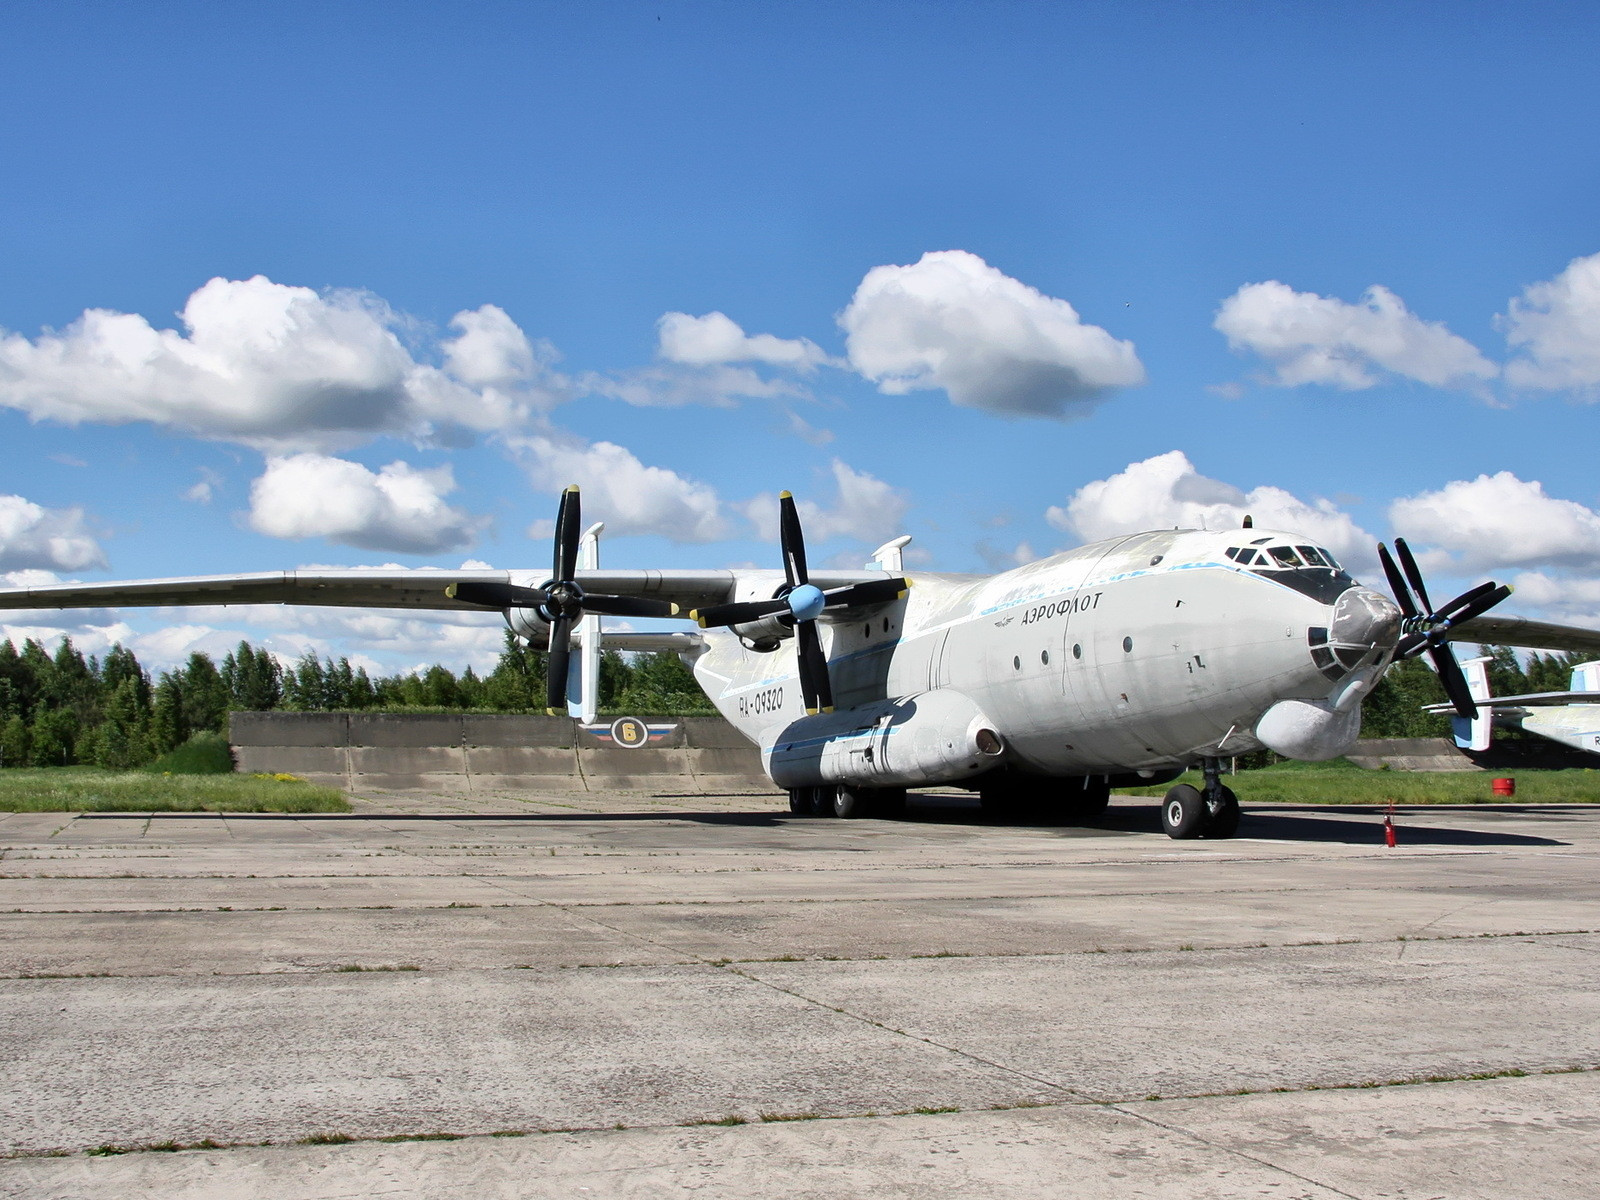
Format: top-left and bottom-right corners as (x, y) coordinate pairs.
(503, 603), (553, 647)
(762, 689), (1005, 789)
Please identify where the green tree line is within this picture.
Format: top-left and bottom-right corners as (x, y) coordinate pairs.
(4, 630), (1586, 769)
(0, 632), (710, 769)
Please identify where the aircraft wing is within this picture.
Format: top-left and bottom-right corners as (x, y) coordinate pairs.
(1446, 613), (1600, 655)
(1424, 690), (1600, 712)
(0, 567), (886, 618)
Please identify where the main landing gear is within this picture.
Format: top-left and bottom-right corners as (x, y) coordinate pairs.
(787, 785), (907, 819)
(1160, 758), (1240, 840)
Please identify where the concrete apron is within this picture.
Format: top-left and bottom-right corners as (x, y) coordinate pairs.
(1, 795), (1598, 1198)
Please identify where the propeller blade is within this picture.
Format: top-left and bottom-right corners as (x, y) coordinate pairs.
(1377, 543), (1418, 620)
(582, 594), (680, 619)
(1434, 582), (1514, 629)
(545, 614), (573, 714)
(822, 577), (910, 609)
(795, 620), (833, 714)
(690, 597), (790, 629)
(1393, 538), (1433, 615)
(1428, 642), (1478, 720)
(779, 491), (809, 588)
(445, 581), (549, 609)
(553, 486), (582, 583)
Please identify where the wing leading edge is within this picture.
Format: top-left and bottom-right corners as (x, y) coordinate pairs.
(1446, 613), (1600, 656)
(0, 568), (890, 618)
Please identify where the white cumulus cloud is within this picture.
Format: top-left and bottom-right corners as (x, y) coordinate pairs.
(0, 278), (561, 451)
(0, 494), (106, 572)
(1389, 472), (1600, 573)
(839, 250), (1146, 418)
(657, 311), (831, 371)
(1047, 451), (1375, 570)
(1214, 280), (1497, 391)
(510, 434), (729, 543)
(1501, 251), (1600, 394)
(247, 454), (488, 554)
(744, 459), (910, 547)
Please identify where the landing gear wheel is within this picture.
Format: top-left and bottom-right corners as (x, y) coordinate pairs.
(1161, 784), (1207, 839)
(832, 786), (866, 818)
(807, 785), (837, 817)
(1203, 786), (1240, 839)
(787, 789), (808, 815)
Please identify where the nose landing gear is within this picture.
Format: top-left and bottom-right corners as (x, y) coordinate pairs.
(1161, 758), (1240, 839)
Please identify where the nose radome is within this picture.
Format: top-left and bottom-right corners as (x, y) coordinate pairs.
(1330, 587), (1402, 650)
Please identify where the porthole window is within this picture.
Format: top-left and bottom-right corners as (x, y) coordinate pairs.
(1040, 650), (1050, 665)
(1013, 655), (1021, 671)
(882, 618), (890, 632)
(1149, 555), (1164, 566)
(863, 624), (871, 638)
(1072, 643), (1082, 659)
(1122, 636), (1133, 653)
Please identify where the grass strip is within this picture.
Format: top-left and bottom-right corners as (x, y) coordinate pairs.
(0, 768), (349, 813)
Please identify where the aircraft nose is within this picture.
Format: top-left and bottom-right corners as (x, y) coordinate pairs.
(1330, 586), (1402, 652)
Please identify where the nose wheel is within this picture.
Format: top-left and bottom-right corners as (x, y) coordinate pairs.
(1161, 759), (1239, 839)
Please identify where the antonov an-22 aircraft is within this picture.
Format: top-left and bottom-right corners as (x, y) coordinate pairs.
(6, 486), (1600, 838)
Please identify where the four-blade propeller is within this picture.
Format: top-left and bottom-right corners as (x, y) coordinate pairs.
(446, 486), (679, 713)
(690, 491), (909, 715)
(1377, 537), (1512, 720)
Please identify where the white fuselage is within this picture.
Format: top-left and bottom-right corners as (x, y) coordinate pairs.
(692, 528), (1393, 782)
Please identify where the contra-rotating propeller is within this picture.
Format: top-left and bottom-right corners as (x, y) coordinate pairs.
(1377, 536), (1512, 720)
(690, 491), (909, 716)
(446, 486), (679, 713)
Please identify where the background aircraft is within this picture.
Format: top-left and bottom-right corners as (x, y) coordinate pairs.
(1432, 657), (1600, 760)
(6, 487), (1600, 838)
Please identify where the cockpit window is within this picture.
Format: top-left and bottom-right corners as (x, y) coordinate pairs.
(1296, 546), (1329, 567)
(1269, 546), (1304, 568)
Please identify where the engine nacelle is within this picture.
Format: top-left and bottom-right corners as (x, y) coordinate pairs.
(762, 689), (1005, 789)
(504, 605), (552, 648)
(729, 611), (794, 650)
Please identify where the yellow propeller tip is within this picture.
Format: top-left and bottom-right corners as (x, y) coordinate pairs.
(545, 707), (565, 717)
(444, 583), (458, 598)
(564, 484), (580, 494)
(779, 490), (793, 500)
(820, 705), (835, 714)
(669, 603), (681, 615)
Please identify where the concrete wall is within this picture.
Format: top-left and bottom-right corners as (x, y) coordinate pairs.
(228, 712), (774, 793)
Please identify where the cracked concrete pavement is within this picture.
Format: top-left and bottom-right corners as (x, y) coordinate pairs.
(1, 787), (1596, 1197)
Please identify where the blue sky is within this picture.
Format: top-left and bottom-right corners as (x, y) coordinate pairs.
(4, 1), (1600, 674)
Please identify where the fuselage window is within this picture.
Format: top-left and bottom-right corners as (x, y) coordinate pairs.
(1040, 650), (1049, 665)
(1122, 636), (1133, 653)
(1072, 643), (1082, 659)
(1013, 655), (1021, 671)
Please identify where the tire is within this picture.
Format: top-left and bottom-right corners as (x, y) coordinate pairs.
(807, 785), (836, 817)
(832, 785), (866, 818)
(787, 789), (808, 815)
(1203, 786), (1240, 839)
(1161, 784), (1207, 839)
